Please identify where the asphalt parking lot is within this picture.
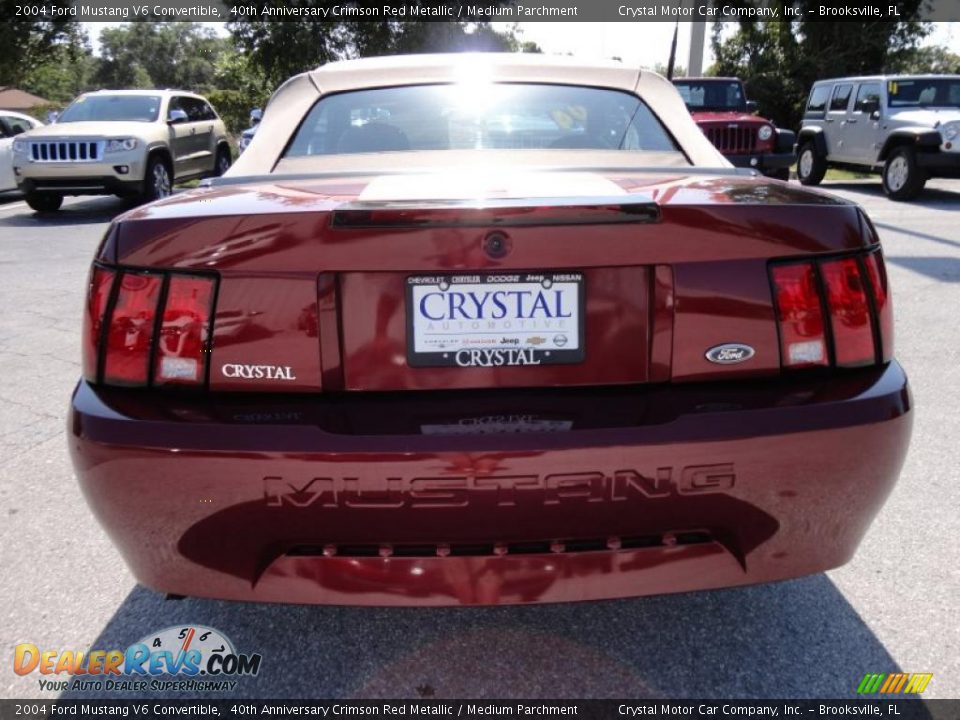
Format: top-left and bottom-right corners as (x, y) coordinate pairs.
(1, 179), (958, 700)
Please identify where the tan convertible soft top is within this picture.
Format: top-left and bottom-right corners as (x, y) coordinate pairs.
(229, 53), (730, 176)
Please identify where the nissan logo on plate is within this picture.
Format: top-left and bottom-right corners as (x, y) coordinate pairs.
(705, 343), (756, 364)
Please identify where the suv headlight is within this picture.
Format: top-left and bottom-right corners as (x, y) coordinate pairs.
(758, 125), (774, 141)
(943, 123), (960, 141)
(105, 138), (138, 153)
(12, 139), (27, 155)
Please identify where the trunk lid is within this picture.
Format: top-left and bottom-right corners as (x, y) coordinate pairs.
(105, 169), (866, 393)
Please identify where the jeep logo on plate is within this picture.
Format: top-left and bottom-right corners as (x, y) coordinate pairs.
(705, 344), (755, 364)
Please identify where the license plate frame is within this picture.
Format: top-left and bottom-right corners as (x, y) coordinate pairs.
(406, 271), (586, 368)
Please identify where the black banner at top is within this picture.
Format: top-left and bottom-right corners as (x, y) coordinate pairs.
(5, 0), (960, 22)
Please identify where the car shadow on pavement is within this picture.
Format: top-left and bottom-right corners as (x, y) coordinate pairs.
(885, 256), (960, 283)
(0, 198), (134, 228)
(821, 181), (960, 207)
(873, 221), (960, 251)
(61, 574), (900, 700)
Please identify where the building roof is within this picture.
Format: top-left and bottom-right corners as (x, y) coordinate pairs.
(0, 87), (50, 110)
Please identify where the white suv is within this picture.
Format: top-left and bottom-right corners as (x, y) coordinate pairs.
(11, 89), (231, 212)
(796, 75), (960, 200)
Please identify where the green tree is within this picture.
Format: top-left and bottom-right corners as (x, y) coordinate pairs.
(94, 22), (228, 91)
(206, 48), (273, 134)
(19, 25), (97, 104)
(710, 5), (930, 129)
(0, 4), (78, 88)
(228, 6), (529, 87)
(892, 44), (960, 74)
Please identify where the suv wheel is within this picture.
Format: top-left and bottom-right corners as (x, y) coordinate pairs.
(25, 192), (63, 213)
(882, 147), (927, 201)
(141, 156), (172, 204)
(214, 146), (232, 177)
(797, 142), (826, 186)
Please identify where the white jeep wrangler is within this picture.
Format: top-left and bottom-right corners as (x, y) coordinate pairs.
(796, 75), (960, 200)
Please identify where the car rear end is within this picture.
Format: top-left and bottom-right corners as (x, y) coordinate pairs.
(68, 168), (911, 606)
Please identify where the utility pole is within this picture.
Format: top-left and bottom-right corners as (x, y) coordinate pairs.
(687, 0), (708, 76)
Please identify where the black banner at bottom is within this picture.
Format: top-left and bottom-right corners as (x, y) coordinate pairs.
(0, 700), (956, 720)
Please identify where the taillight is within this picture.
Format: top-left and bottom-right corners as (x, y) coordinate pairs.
(103, 272), (162, 386)
(770, 249), (892, 371)
(154, 275), (215, 387)
(863, 251), (893, 362)
(82, 265), (217, 388)
(81, 266), (115, 382)
(820, 257), (875, 368)
(771, 263), (828, 368)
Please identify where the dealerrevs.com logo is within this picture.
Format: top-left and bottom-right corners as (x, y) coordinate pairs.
(14, 625), (262, 693)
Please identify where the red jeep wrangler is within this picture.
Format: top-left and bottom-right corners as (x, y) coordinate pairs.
(673, 77), (795, 180)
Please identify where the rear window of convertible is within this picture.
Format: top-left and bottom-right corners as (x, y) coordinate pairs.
(284, 83), (680, 156)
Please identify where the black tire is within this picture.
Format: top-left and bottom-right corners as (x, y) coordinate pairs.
(882, 147), (927, 201)
(796, 142), (826, 186)
(25, 192), (63, 213)
(213, 145), (232, 177)
(140, 155), (173, 204)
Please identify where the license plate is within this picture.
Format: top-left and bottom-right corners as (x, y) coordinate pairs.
(406, 272), (585, 368)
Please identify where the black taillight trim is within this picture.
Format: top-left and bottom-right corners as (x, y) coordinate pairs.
(856, 251), (885, 367)
(146, 274), (171, 389)
(810, 260), (837, 368)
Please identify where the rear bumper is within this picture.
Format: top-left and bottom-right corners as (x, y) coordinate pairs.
(68, 363), (913, 606)
(727, 152), (794, 172)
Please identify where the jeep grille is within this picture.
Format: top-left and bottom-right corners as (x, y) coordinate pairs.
(704, 127), (757, 154)
(30, 140), (103, 163)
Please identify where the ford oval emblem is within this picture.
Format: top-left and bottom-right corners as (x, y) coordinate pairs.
(705, 343), (756, 364)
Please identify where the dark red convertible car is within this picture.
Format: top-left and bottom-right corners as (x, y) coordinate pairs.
(69, 54), (912, 606)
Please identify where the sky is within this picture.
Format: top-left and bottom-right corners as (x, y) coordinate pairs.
(82, 21), (960, 73)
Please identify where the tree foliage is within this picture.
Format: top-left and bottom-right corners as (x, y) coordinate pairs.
(0, 3), (79, 88)
(95, 22), (228, 91)
(228, 9), (536, 87)
(18, 28), (98, 104)
(205, 48), (273, 133)
(710, 4), (931, 129)
(894, 44), (960, 74)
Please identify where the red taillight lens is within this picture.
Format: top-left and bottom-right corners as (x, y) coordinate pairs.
(771, 263), (828, 368)
(153, 274), (215, 387)
(85, 266), (217, 388)
(82, 266), (115, 382)
(820, 257), (876, 367)
(103, 272), (163, 386)
(863, 251), (893, 362)
(771, 248), (893, 371)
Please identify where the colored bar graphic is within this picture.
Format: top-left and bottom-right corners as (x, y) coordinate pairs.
(857, 673), (932, 694)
